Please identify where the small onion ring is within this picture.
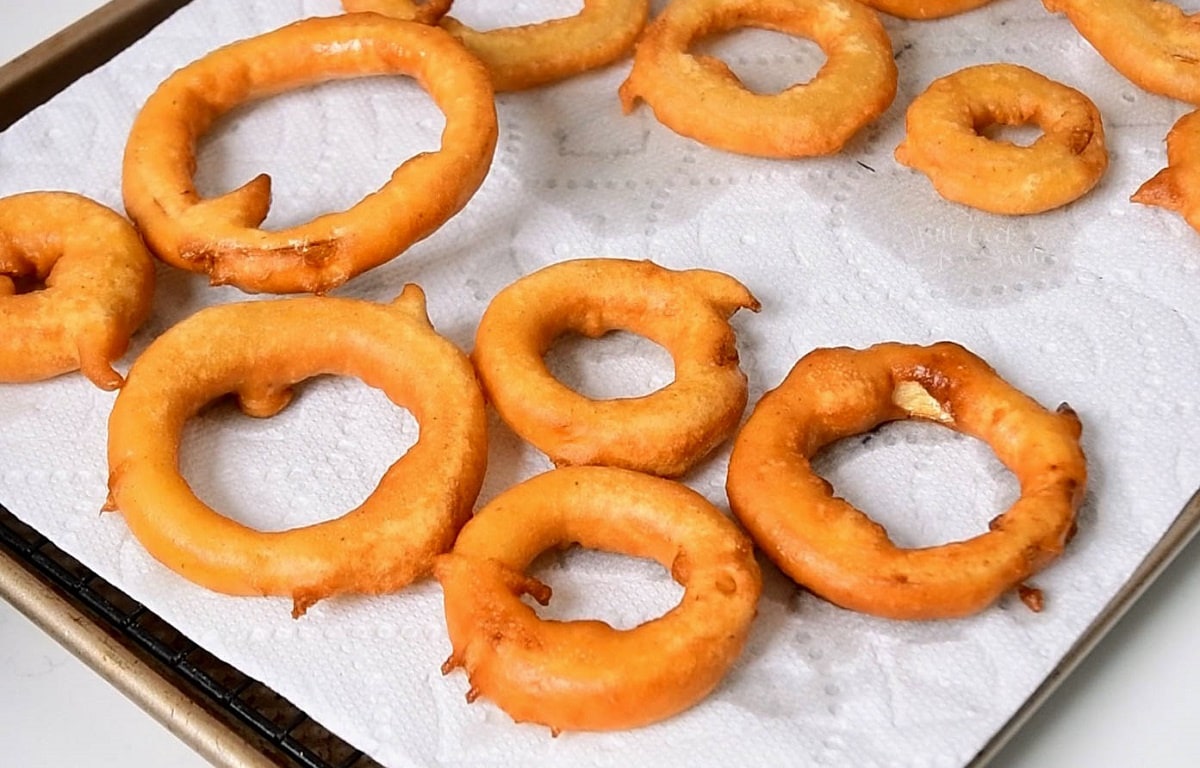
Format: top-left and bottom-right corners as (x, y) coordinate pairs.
(105, 286), (488, 617)
(859, 0), (993, 19)
(471, 258), (759, 477)
(618, 0), (898, 158)
(895, 63), (1108, 215)
(1133, 109), (1200, 232)
(123, 14), (497, 295)
(342, 0), (651, 91)
(0, 191), (154, 390)
(1044, 0), (1200, 104)
(437, 465), (762, 732)
(725, 341), (1087, 621)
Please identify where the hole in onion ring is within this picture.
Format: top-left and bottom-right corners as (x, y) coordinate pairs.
(179, 376), (418, 532)
(979, 122), (1044, 148)
(543, 330), (675, 399)
(690, 28), (827, 95)
(519, 545), (684, 629)
(809, 420), (1019, 549)
(1, 272), (47, 295)
(447, 0), (585, 31)
(194, 76), (445, 232)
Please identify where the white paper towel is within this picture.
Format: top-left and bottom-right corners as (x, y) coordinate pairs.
(3, 0), (1200, 765)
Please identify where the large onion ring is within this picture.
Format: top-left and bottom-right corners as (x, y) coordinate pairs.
(0, 191), (154, 390)
(895, 63), (1108, 215)
(1133, 110), (1200, 232)
(618, 0), (898, 158)
(472, 258), (759, 477)
(725, 342), (1087, 620)
(105, 286), (488, 617)
(123, 14), (497, 295)
(437, 465), (762, 732)
(342, 0), (651, 91)
(1044, 0), (1200, 104)
(859, 0), (993, 19)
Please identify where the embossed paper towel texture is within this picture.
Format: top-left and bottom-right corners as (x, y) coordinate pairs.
(2, 0), (1199, 766)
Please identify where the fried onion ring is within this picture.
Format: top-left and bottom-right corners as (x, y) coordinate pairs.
(858, 0), (993, 19)
(618, 0), (898, 158)
(345, 0), (453, 25)
(895, 64), (1108, 215)
(472, 258), (759, 477)
(1043, 0), (1200, 104)
(105, 286), (488, 616)
(1133, 110), (1200, 232)
(123, 14), (497, 295)
(725, 341), (1087, 620)
(0, 191), (154, 390)
(437, 465), (762, 732)
(342, 0), (651, 91)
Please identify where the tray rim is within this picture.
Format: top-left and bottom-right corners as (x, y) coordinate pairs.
(0, 546), (276, 768)
(2, 2), (1199, 766)
(968, 489), (1200, 766)
(0, 0), (190, 130)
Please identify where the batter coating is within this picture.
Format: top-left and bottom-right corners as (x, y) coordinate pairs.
(0, 191), (154, 390)
(1133, 110), (1200, 233)
(343, 0), (650, 91)
(860, 0), (993, 19)
(619, 0), (898, 158)
(105, 287), (488, 616)
(438, 466), (762, 731)
(472, 259), (759, 477)
(895, 63), (1108, 214)
(1044, 0), (1200, 104)
(123, 14), (497, 294)
(726, 342), (1087, 620)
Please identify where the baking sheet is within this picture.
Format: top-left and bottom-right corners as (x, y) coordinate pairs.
(0, 537), (278, 768)
(0, 498), (375, 767)
(3, 1), (1200, 766)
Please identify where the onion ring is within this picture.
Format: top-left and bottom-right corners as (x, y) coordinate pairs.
(437, 465), (762, 732)
(345, 0), (453, 25)
(342, 0), (651, 92)
(618, 0), (898, 158)
(0, 191), (154, 390)
(471, 258), (759, 477)
(123, 14), (497, 295)
(859, 0), (993, 19)
(895, 63), (1108, 215)
(1043, 0), (1200, 104)
(105, 286), (488, 617)
(725, 341), (1087, 620)
(1132, 109), (1200, 232)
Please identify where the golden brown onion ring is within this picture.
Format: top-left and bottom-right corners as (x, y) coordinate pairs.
(437, 465), (762, 732)
(726, 341), (1087, 620)
(1044, 0), (1200, 104)
(895, 63), (1108, 215)
(472, 258), (759, 477)
(105, 286), (488, 617)
(123, 14), (497, 294)
(345, 0), (452, 25)
(859, 0), (993, 19)
(0, 191), (154, 390)
(618, 0), (897, 158)
(342, 0), (650, 91)
(1133, 110), (1200, 232)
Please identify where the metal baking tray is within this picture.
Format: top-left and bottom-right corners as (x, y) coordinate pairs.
(2, 2), (1199, 766)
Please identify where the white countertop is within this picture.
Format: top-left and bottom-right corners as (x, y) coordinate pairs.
(2, 2), (1199, 767)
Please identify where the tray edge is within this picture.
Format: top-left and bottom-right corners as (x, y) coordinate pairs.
(0, 549), (274, 768)
(969, 488), (1200, 766)
(0, 0), (191, 130)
